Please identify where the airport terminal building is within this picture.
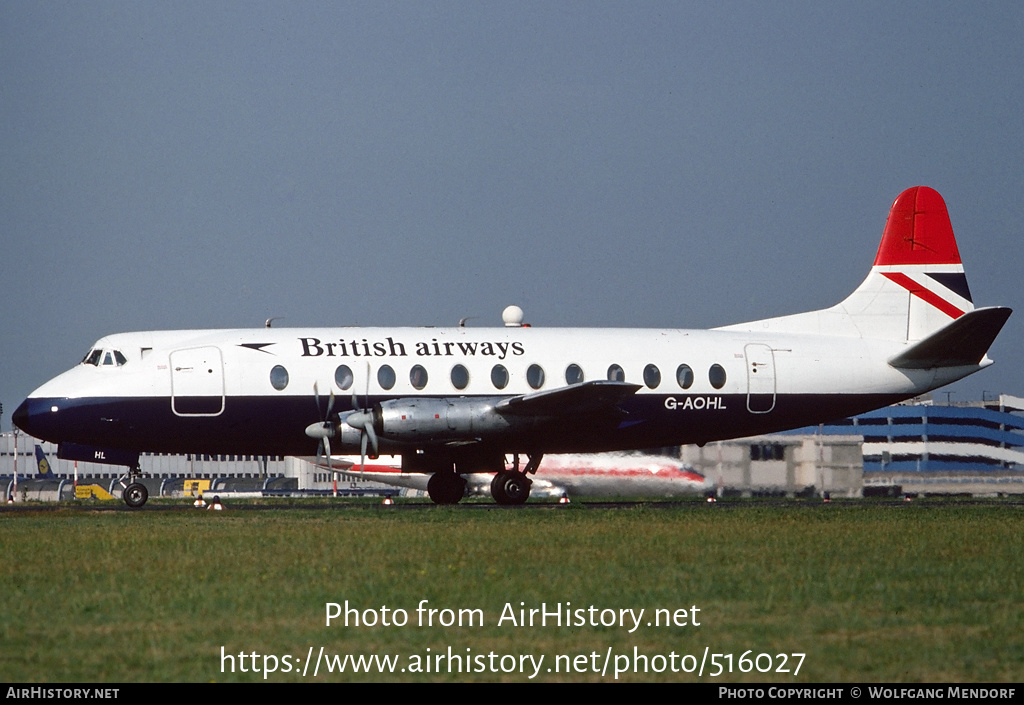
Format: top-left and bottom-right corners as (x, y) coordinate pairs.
(789, 394), (1024, 495)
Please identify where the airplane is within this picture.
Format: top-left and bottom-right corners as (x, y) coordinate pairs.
(12, 187), (1011, 507)
(322, 453), (709, 499)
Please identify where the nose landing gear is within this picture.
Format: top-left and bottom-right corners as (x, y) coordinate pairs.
(119, 467), (149, 508)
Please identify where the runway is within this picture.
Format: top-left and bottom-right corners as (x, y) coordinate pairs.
(4, 496), (1022, 514)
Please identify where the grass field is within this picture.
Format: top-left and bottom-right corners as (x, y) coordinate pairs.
(1, 498), (1022, 682)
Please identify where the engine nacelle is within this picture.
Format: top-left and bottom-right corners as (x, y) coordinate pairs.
(375, 397), (517, 443)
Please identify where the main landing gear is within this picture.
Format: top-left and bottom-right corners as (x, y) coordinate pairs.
(427, 470), (467, 505)
(490, 453), (542, 505)
(490, 471), (531, 505)
(119, 467), (149, 508)
(423, 453), (543, 506)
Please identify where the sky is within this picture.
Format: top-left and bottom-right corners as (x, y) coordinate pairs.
(2, 1), (1022, 428)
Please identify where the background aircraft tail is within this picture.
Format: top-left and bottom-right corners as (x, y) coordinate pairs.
(34, 445), (55, 478)
(720, 187), (1010, 356)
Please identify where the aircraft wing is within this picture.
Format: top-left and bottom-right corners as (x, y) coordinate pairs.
(495, 380), (642, 417)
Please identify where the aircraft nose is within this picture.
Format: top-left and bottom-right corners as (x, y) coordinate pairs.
(12, 397), (55, 440)
(12, 399), (31, 433)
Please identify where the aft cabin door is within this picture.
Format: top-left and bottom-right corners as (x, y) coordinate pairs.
(170, 346), (225, 416)
(744, 344), (776, 414)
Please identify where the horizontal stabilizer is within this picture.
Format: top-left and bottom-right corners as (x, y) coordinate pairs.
(496, 380), (641, 417)
(888, 307), (1012, 370)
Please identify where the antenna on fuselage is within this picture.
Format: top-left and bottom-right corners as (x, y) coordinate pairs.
(265, 317), (284, 328)
(502, 305), (526, 327)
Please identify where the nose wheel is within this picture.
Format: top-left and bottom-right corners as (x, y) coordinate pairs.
(119, 467), (149, 508)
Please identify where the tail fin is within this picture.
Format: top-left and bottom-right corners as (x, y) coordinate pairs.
(719, 186), (998, 343)
(34, 445), (55, 478)
(846, 186), (974, 341)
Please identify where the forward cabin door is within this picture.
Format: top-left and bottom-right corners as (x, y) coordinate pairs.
(744, 343), (776, 414)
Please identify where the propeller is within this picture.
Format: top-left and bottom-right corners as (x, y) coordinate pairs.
(345, 364), (379, 474)
(304, 368), (380, 475)
(305, 382), (338, 472)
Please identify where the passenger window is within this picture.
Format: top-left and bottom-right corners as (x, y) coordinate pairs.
(527, 364), (545, 390)
(565, 364), (584, 385)
(410, 364), (428, 390)
(491, 364), (509, 390)
(676, 364), (694, 389)
(335, 365), (354, 390)
(378, 365), (396, 390)
(709, 364), (727, 390)
(451, 364), (470, 390)
(643, 364), (661, 389)
(607, 364), (625, 382)
(270, 365), (289, 391)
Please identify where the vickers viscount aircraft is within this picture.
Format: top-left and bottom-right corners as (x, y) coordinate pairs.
(13, 187), (1011, 507)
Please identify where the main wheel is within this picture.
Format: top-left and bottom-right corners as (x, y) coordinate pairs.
(427, 472), (466, 505)
(123, 482), (149, 508)
(491, 471), (531, 505)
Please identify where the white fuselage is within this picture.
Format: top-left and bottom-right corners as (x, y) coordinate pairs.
(14, 323), (973, 461)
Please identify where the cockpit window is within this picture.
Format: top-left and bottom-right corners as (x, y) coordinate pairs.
(83, 349), (127, 366)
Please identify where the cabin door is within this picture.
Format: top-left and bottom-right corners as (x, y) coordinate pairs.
(170, 346), (225, 416)
(744, 343), (776, 414)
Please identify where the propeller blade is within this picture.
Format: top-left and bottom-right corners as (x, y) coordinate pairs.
(364, 362), (371, 412)
(344, 363), (376, 475)
(325, 390), (335, 420)
(309, 382), (338, 467)
(365, 422), (378, 457)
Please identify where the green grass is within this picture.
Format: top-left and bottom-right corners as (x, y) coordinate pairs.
(1, 499), (1022, 682)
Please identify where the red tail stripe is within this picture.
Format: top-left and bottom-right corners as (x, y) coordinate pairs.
(881, 272), (965, 319)
(874, 186), (963, 266)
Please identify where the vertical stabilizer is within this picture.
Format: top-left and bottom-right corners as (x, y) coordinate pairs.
(859, 186), (974, 341)
(719, 186), (978, 341)
(34, 445), (55, 478)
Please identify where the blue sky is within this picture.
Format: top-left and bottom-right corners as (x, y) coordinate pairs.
(2, 1), (1022, 425)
